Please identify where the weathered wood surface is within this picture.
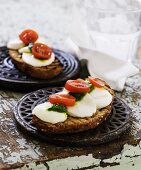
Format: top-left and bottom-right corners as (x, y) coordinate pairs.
(0, 73), (141, 170)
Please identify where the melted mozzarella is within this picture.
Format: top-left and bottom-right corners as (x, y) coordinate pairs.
(32, 102), (67, 124)
(18, 46), (31, 53)
(89, 87), (112, 109)
(22, 52), (55, 67)
(7, 38), (25, 49)
(67, 93), (96, 118)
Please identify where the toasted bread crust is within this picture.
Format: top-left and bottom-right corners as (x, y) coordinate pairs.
(32, 82), (114, 134)
(9, 50), (63, 79)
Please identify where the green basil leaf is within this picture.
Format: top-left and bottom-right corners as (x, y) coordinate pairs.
(48, 104), (67, 113)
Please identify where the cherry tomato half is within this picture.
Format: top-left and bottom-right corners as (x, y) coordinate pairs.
(32, 43), (52, 59)
(88, 77), (105, 88)
(65, 80), (90, 93)
(19, 29), (38, 45)
(49, 94), (76, 106)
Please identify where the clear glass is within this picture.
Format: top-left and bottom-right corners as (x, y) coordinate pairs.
(84, 0), (141, 62)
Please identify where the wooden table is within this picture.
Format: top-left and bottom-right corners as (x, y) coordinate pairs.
(1, 1), (141, 169)
(1, 70), (141, 170)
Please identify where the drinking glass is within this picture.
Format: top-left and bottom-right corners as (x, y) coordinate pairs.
(84, 0), (141, 62)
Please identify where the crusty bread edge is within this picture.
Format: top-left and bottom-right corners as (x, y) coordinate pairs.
(9, 49), (63, 79)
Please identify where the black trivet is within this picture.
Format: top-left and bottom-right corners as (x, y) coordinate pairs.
(14, 87), (131, 146)
(0, 47), (80, 91)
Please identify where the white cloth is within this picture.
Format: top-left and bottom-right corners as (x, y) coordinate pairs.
(61, 7), (139, 91)
(62, 38), (139, 91)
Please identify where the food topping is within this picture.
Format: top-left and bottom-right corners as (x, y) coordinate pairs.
(32, 43), (52, 59)
(88, 77), (105, 88)
(65, 80), (90, 93)
(48, 104), (67, 113)
(69, 92), (86, 101)
(89, 87), (113, 109)
(8, 29), (56, 67)
(32, 77), (113, 123)
(19, 29), (38, 45)
(89, 84), (94, 93)
(7, 39), (25, 50)
(32, 102), (67, 124)
(18, 46), (31, 53)
(67, 93), (96, 118)
(22, 52), (55, 67)
(49, 94), (76, 106)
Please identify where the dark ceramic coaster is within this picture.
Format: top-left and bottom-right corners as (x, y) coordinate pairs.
(0, 47), (80, 91)
(14, 87), (131, 146)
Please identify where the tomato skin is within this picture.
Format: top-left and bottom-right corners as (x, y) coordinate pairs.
(19, 29), (38, 45)
(49, 94), (76, 106)
(88, 77), (105, 88)
(32, 43), (52, 59)
(65, 80), (90, 93)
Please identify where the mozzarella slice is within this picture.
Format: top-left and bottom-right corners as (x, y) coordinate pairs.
(7, 38), (25, 49)
(67, 93), (96, 118)
(89, 87), (112, 109)
(32, 102), (67, 124)
(18, 46), (31, 53)
(22, 52), (55, 67)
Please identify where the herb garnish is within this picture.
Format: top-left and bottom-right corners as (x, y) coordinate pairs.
(89, 84), (94, 93)
(68, 81), (94, 101)
(69, 92), (86, 101)
(48, 104), (67, 113)
(85, 80), (94, 93)
(28, 43), (33, 52)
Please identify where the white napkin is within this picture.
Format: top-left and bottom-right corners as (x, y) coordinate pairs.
(63, 39), (138, 91)
(61, 7), (139, 91)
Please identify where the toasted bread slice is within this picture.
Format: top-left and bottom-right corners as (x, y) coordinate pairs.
(9, 49), (63, 79)
(32, 81), (114, 134)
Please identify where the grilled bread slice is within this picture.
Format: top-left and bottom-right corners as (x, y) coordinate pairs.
(9, 49), (63, 79)
(32, 81), (114, 134)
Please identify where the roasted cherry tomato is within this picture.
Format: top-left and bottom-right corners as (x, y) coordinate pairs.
(19, 29), (38, 45)
(88, 77), (105, 88)
(32, 43), (52, 59)
(65, 80), (90, 93)
(49, 94), (76, 106)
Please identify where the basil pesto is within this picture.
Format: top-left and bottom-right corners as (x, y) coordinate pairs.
(68, 81), (94, 101)
(89, 84), (94, 93)
(48, 104), (67, 113)
(85, 80), (94, 93)
(69, 92), (86, 101)
(28, 43), (33, 52)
